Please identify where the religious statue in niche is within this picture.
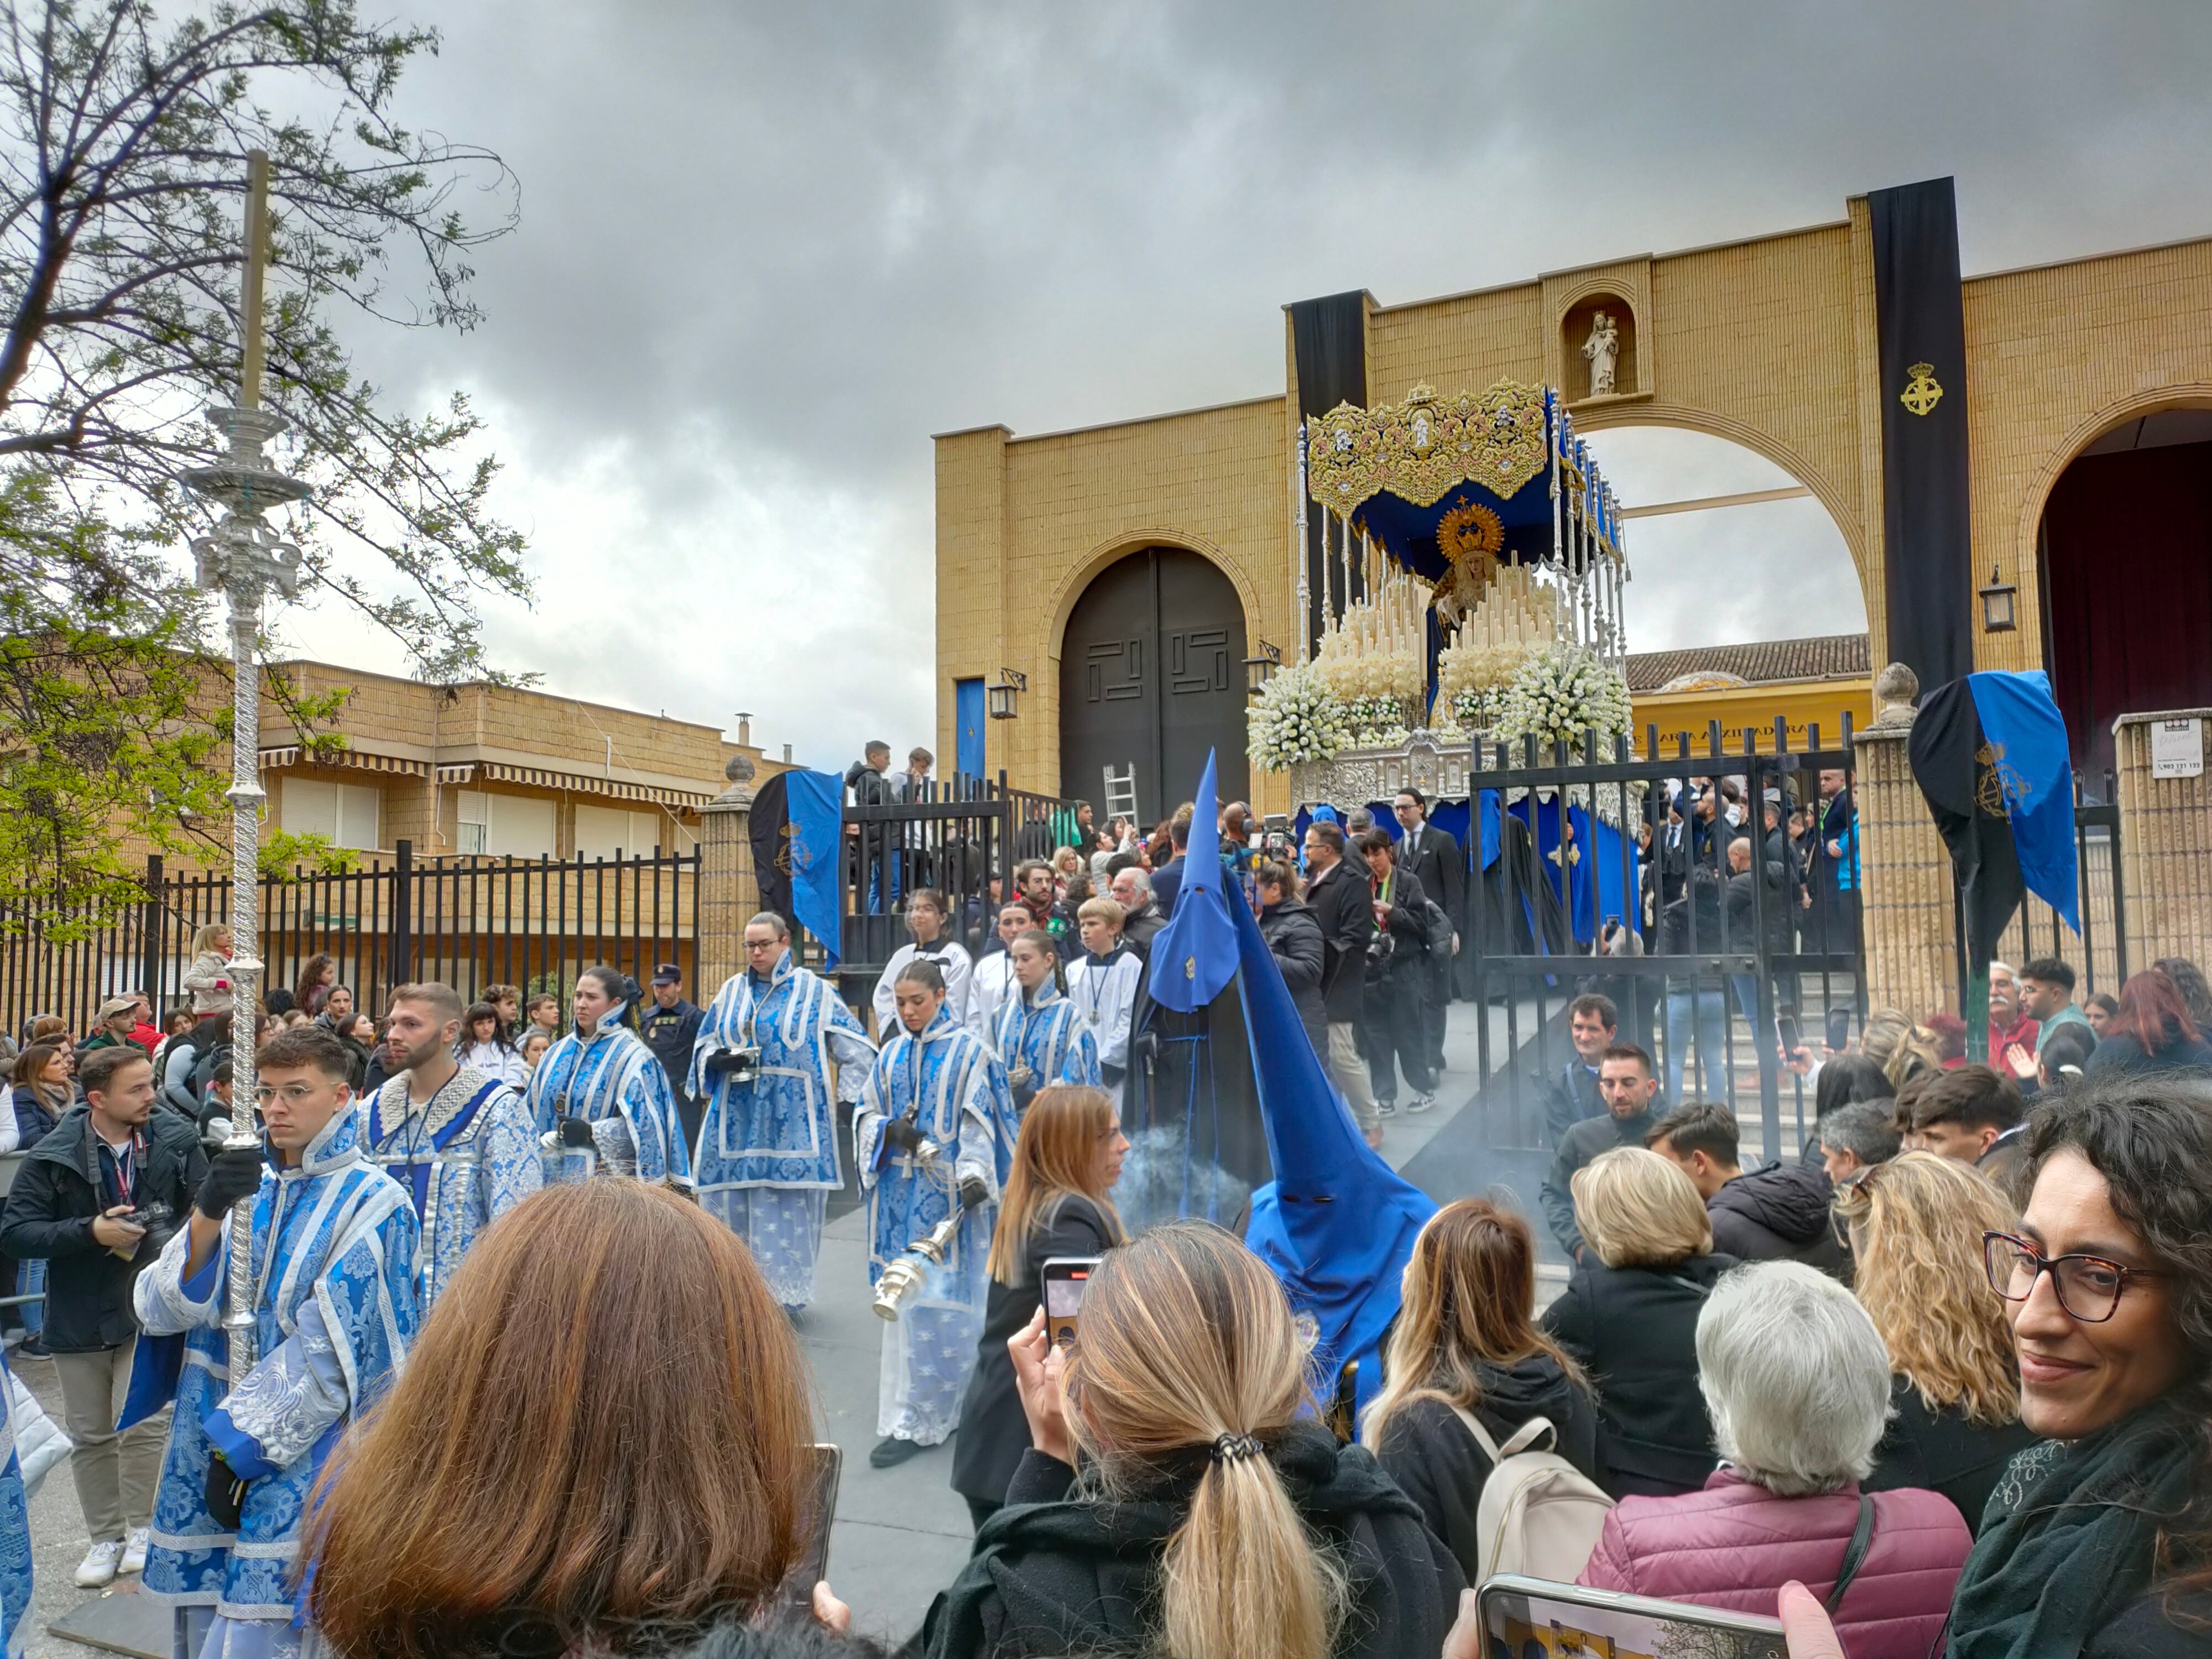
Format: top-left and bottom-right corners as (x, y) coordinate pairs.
(1581, 310), (1621, 397)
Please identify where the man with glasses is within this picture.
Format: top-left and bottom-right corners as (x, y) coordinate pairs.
(128, 1024), (418, 1659)
(690, 911), (877, 1311)
(355, 982), (540, 1313)
(0, 1044), (204, 1587)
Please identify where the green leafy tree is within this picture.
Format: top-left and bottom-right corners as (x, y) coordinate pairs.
(0, 0), (526, 926)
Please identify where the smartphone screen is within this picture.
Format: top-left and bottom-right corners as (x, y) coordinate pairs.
(1478, 1576), (1787, 1659)
(1041, 1255), (1100, 1349)
(1776, 1013), (1802, 1056)
(1827, 1006), (1853, 1055)
(780, 1443), (843, 1610)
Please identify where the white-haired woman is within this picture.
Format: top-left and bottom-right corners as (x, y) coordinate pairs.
(1577, 1260), (1972, 1656)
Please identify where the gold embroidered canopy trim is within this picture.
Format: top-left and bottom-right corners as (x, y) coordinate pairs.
(1306, 380), (1550, 515)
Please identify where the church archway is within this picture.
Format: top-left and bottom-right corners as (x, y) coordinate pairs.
(1059, 545), (1248, 828)
(2036, 405), (2212, 782)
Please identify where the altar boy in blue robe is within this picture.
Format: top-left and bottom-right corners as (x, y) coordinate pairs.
(127, 1024), (418, 1659)
(989, 927), (1101, 1129)
(855, 958), (1009, 1470)
(688, 911), (876, 1309)
(524, 966), (691, 1186)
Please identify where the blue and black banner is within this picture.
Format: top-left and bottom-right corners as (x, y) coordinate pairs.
(1290, 290), (1368, 654)
(1869, 178), (1975, 693)
(1908, 671), (2079, 973)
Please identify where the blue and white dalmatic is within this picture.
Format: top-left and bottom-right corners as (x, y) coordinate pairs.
(357, 1065), (541, 1311)
(127, 1111), (417, 1656)
(855, 1007), (1010, 1444)
(687, 952), (876, 1308)
(992, 980), (1102, 1125)
(0, 1354), (32, 1659)
(524, 1012), (692, 1185)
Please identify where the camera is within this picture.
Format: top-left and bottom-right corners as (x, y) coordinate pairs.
(726, 1045), (762, 1087)
(117, 1199), (179, 1263)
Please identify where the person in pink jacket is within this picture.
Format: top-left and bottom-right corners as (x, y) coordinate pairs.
(1579, 1260), (1971, 1659)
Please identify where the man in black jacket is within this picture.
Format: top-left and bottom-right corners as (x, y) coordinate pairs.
(1646, 1099), (1846, 1277)
(1255, 863), (1327, 1061)
(0, 1043), (207, 1587)
(1540, 1043), (1660, 1262)
(1357, 829), (1436, 1117)
(639, 963), (707, 1152)
(1392, 789), (1462, 1074)
(1543, 993), (1618, 1144)
(1301, 820), (1382, 1149)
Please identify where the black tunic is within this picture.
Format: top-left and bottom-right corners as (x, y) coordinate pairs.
(1863, 1376), (2039, 1538)
(949, 1193), (1115, 1507)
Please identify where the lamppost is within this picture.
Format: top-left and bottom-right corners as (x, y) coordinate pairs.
(181, 149), (308, 1371)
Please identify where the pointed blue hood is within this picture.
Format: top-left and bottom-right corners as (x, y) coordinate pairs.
(1146, 748), (1239, 1013)
(1236, 890), (1434, 1416)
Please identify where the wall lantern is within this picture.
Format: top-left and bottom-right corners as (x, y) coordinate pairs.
(987, 667), (1027, 721)
(1243, 639), (1282, 700)
(1978, 565), (2018, 634)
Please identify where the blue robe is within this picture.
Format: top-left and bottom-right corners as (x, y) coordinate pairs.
(854, 1008), (1008, 1443)
(357, 1065), (541, 1311)
(127, 1110), (417, 1652)
(524, 1012), (691, 1185)
(990, 982), (1102, 1131)
(0, 1354), (31, 1659)
(687, 952), (876, 1308)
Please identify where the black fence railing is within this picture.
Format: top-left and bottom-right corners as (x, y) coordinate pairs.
(841, 771), (1079, 997)
(1465, 719), (1866, 1165)
(1, 843), (700, 1036)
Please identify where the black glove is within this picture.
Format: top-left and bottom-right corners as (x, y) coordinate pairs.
(881, 1119), (925, 1155)
(194, 1147), (263, 1220)
(702, 1048), (738, 1079)
(205, 1451), (247, 1530)
(558, 1117), (597, 1149)
(958, 1175), (990, 1210)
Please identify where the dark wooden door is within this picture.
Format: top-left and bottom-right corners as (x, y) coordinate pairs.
(1060, 547), (1248, 826)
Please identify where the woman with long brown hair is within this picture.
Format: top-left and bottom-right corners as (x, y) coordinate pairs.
(922, 1222), (1461, 1659)
(1362, 1198), (1598, 1585)
(306, 1179), (817, 1658)
(1834, 1151), (2037, 1533)
(2083, 967), (2212, 1076)
(950, 1084), (1127, 1530)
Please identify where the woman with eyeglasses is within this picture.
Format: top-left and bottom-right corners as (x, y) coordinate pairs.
(1958, 1074), (2212, 1654)
(1832, 1152), (2037, 1535)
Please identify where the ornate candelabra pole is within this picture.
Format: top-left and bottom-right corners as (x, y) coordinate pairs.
(181, 151), (308, 1373)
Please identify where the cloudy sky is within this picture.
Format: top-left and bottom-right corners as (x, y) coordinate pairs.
(274, 1), (2212, 769)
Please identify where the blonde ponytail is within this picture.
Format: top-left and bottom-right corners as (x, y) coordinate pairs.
(1065, 1222), (1347, 1659)
(1161, 1446), (1344, 1659)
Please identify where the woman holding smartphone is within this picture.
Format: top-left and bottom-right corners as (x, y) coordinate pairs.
(950, 1084), (1128, 1530)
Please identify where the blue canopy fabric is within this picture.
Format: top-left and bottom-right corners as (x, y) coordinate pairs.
(784, 769), (845, 969)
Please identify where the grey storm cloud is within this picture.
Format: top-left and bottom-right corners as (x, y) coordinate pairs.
(277, 1), (2212, 768)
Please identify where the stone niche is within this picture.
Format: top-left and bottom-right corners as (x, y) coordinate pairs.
(1562, 291), (1640, 404)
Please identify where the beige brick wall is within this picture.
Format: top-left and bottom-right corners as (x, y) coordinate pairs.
(1963, 239), (2212, 674)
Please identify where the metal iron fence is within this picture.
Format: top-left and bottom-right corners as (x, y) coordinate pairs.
(841, 771), (1079, 998)
(0, 842), (699, 1036)
(1466, 719), (1867, 1166)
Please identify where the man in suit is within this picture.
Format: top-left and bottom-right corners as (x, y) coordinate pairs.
(1148, 803), (1194, 917)
(1392, 789), (1462, 1076)
(1301, 819), (1383, 1150)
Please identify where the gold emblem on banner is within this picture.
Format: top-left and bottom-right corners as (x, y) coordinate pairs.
(1975, 741), (2028, 818)
(1900, 362), (1944, 417)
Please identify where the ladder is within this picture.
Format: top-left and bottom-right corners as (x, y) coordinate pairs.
(1102, 763), (1139, 828)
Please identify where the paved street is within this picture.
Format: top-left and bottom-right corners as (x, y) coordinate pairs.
(16, 1002), (1504, 1655)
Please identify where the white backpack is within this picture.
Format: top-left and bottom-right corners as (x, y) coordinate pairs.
(1450, 1407), (1615, 1585)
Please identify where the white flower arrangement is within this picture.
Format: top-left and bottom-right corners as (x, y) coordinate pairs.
(1495, 643), (1635, 759)
(1248, 662), (1354, 771)
(1342, 693), (1415, 740)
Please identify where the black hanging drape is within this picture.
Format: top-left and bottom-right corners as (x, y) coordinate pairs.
(1868, 178), (1975, 692)
(1289, 292), (1368, 655)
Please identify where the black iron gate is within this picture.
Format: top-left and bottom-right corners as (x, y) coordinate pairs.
(1465, 719), (1867, 1165)
(0, 844), (700, 1035)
